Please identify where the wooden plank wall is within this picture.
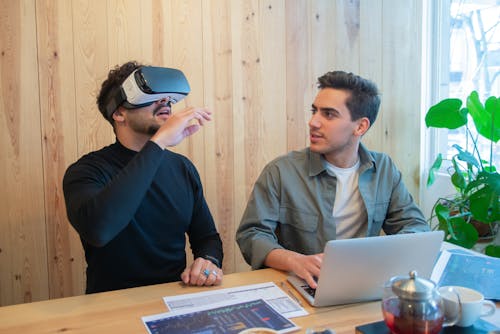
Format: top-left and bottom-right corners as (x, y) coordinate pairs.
(0, 0), (423, 306)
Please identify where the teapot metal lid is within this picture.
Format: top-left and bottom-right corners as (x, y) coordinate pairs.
(390, 270), (436, 301)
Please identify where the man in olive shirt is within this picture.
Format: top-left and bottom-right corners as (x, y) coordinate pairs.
(236, 71), (429, 289)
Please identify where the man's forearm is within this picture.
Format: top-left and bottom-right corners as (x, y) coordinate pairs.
(263, 248), (301, 272)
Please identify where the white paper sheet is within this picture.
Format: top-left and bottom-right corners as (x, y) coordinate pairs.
(163, 282), (308, 318)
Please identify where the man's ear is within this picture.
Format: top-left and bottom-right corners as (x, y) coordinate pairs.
(112, 107), (126, 123)
(354, 117), (370, 136)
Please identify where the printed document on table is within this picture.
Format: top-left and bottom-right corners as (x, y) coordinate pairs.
(431, 248), (500, 328)
(431, 248), (500, 300)
(144, 298), (300, 334)
(163, 282), (308, 318)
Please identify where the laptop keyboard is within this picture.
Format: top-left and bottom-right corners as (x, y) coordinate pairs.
(302, 284), (316, 297)
(301, 276), (318, 297)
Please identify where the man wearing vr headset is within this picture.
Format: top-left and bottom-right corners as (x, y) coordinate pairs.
(63, 61), (223, 293)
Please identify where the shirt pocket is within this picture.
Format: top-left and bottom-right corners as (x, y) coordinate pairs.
(371, 201), (390, 233)
(278, 207), (320, 253)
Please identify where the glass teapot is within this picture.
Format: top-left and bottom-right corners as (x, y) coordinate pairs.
(381, 270), (461, 334)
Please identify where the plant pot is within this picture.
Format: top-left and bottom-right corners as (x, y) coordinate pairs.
(471, 220), (499, 241)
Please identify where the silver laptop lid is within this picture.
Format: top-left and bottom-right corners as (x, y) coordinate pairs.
(290, 231), (444, 307)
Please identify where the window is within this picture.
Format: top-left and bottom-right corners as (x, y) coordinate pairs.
(421, 0), (500, 217)
(448, 1), (500, 161)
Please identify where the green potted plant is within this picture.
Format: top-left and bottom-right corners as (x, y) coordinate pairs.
(425, 91), (500, 258)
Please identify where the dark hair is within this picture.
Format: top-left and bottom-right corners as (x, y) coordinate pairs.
(96, 61), (143, 124)
(317, 71), (381, 127)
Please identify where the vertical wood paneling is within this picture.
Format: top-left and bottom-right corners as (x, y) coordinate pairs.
(0, 0), (48, 305)
(311, 0), (337, 79)
(1, 0), (425, 306)
(73, 0), (114, 156)
(169, 0), (205, 172)
(332, 0), (361, 73)
(231, 0), (248, 272)
(285, 0), (311, 151)
(260, 0), (287, 162)
(106, 0), (145, 65)
(232, 0), (264, 272)
(359, 0), (383, 150)
(381, 0), (422, 196)
(240, 0), (265, 199)
(202, 0), (235, 272)
(140, 1), (154, 64)
(36, 0), (85, 299)
(168, 0), (204, 266)
(150, 0), (173, 66)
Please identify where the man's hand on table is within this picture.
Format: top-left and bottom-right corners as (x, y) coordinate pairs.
(181, 257), (223, 286)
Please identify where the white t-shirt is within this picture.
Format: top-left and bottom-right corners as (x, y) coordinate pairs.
(324, 159), (367, 239)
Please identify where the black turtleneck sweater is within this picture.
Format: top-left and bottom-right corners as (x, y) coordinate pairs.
(63, 140), (223, 293)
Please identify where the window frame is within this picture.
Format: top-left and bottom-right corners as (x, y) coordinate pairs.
(420, 0), (456, 219)
(420, 0), (500, 218)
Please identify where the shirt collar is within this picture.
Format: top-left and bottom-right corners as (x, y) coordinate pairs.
(307, 143), (377, 176)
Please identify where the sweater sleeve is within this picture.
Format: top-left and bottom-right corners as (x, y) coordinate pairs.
(185, 163), (223, 268)
(62, 141), (165, 247)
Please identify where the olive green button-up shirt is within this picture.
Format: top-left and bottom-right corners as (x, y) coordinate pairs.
(236, 144), (429, 269)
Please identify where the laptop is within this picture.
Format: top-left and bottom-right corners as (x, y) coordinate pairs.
(287, 231), (444, 307)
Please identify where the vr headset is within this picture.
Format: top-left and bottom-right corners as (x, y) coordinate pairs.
(104, 66), (191, 121)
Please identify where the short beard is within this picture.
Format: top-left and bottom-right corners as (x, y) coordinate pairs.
(147, 103), (170, 135)
(127, 115), (160, 136)
(147, 124), (160, 136)
(126, 101), (171, 136)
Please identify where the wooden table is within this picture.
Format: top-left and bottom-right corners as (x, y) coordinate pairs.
(0, 268), (384, 334)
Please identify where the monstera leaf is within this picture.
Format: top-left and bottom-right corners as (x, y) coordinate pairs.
(426, 91), (500, 257)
